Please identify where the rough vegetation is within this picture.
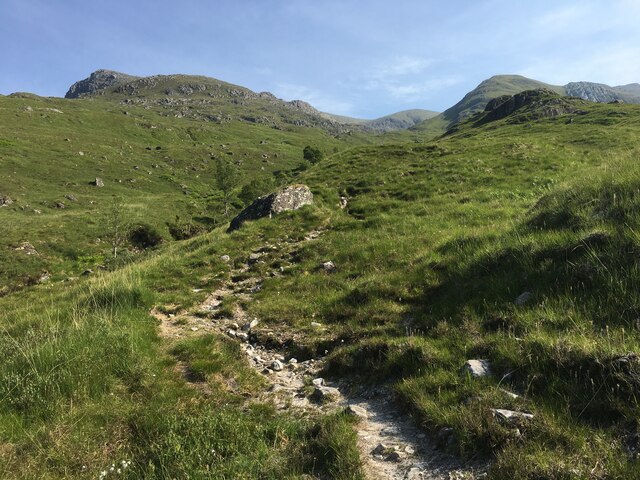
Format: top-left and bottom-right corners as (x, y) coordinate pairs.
(2, 72), (640, 479)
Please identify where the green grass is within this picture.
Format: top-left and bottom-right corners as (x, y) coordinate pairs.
(3, 87), (640, 478)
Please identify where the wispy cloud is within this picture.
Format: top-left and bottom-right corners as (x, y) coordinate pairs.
(273, 83), (355, 115)
(364, 56), (463, 102)
(372, 56), (434, 78)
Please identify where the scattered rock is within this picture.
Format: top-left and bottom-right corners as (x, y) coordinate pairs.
(372, 443), (389, 455)
(227, 184), (313, 232)
(321, 261), (336, 272)
(227, 329), (237, 338)
(93, 177), (104, 187)
(514, 291), (533, 306)
(312, 377), (324, 387)
(82, 269), (93, 276)
(345, 404), (368, 418)
(242, 319), (259, 331)
(38, 272), (50, 283)
(311, 386), (340, 402)
(271, 360), (284, 371)
(310, 321), (322, 328)
(190, 327), (199, 332)
(0, 195), (13, 207)
(14, 242), (38, 255)
(64, 194), (77, 202)
(53, 201), (66, 209)
(236, 332), (249, 341)
(288, 358), (298, 365)
(339, 196), (348, 209)
(220, 254), (231, 262)
(462, 359), (492, 378)
(491, 408), (534, 424)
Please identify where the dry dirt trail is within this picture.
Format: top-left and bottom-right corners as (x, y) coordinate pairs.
(152, 230), (486, 479)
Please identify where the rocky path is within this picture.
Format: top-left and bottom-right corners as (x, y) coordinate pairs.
(152, 230), (485, 479)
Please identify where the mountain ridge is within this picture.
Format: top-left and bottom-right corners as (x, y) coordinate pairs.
(64, 70), (440, 133)
(414, 74), (640, 136)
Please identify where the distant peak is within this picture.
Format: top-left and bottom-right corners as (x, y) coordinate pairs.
(65, 69), (140, 98)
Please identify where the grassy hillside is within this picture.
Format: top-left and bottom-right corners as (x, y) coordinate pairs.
(0, 91), (370, 293)
(414, 75), (563, 137)
(2, 87), (640, 479)
(322, 109), (440, 132)
(246, 95), (640, 478)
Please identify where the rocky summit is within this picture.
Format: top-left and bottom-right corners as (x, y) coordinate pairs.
(65, 69), (140, 98)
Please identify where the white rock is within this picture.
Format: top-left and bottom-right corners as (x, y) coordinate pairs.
(492, 408), (534, 423)
(271, 360), (284, 371)
(220, 255), (230, 262)
(312, 378), (324, 387)
(462, 359), (492, 378)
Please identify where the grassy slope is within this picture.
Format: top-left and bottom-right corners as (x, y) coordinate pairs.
(0, 92), (369, 292)
(3, 89), (640, 479)
(414, 75), (565, 137)
(247, 98), (640, 478)
(0, 207), (363, 479)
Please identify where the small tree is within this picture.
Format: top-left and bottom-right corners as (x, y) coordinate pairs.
(238, 177), (274, 206)
(215, 158), (240, 216)
(303, 145), (324, 164)
(105, 196), (128, 259)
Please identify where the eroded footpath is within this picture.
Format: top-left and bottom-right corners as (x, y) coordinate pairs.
(152, 230), (486, 480)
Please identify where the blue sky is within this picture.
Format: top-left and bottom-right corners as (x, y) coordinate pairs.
(1, 0), (639, 118)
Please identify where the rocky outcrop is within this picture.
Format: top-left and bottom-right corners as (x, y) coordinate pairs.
(565, 82), (622, 103)
(482, 89), (584, 123)
(65, 70), (140, 98)
(227, 185), (313, 232)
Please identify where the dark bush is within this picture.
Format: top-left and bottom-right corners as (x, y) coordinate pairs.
(129, 223), (163, 249)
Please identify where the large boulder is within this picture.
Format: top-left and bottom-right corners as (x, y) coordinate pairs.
(228, 184), (313, 232)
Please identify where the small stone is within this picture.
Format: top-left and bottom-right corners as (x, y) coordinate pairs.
(514, 291), (533, 305)
(311, 386), (340, 402)
(312, 378), (324, 387)
(407, 467), (424, 479)
(236, 332), (249, 341)
(462, 359), (492, 378)
(310, 321), (322, 328)
(345, 405), (368, 418)
(288, 358), (298, 364)
(190, 327), (199, 332)
(321, 261), (336, 272)
(230, 322), (240, 330)
(404, 445), (415, 455)
(93, 177), (104, 187)
(271, 360), (284, 371)
(227, 329), (237, 338)
(372, 444), (388, 455)
(386, 451), (403, 462)
(242, 319), (259, 331)
(82, 269), (93, 276)
(220, 254), (231, 262)
(491, 408), (534, 424)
